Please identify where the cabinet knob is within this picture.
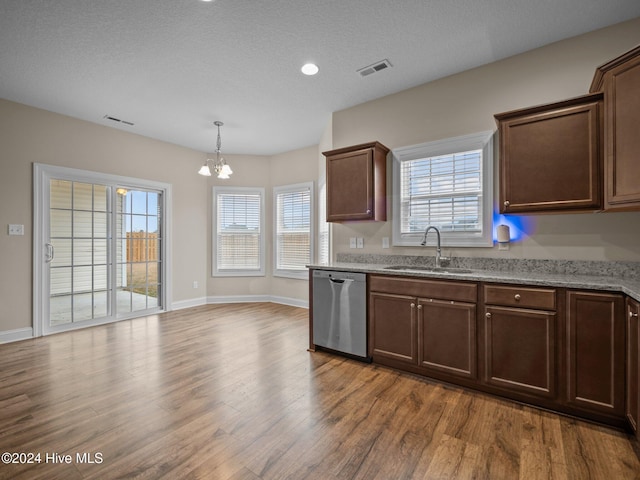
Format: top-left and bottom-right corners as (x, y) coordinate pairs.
(366, 209), (371, 214)
(514, 294), (521, 301)
(504, 200), (510, 207)
(485, 312), (492, 318)
(417, 304), (423, 310)
(410, 303), (415, 309)
(630, 310), (639, 318)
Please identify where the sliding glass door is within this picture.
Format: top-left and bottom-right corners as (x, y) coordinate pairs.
(34, 164), (170, 336)
(48, 179), (112, 326)
(116, 188), (162, 314)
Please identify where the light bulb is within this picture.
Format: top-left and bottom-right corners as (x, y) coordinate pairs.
(198, 163), (212, 176)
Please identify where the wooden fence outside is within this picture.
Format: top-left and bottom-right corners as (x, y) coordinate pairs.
(127, 232), (159, 262)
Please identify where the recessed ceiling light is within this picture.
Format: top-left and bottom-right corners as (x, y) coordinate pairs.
(301, 63), (319, 76)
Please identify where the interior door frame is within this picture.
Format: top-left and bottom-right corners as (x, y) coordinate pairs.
(33, 163), (173, 337)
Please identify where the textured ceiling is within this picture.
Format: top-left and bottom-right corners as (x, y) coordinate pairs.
(1, 1), (639, 155)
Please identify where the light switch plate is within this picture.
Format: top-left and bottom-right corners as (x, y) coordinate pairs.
(382, 237), (390, 249)
(356, 237), (364, 249)
(8, 224), (24, 236)
(349, 237), (357, 248)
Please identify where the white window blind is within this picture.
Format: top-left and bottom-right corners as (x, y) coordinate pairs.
(274, 183), (313, 278)
(213, 187), (264, 275)
(318, 182), (329, 264)
(401, 150), (482, 234)
(392, 131), (493, 247)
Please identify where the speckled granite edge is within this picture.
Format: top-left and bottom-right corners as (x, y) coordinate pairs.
(335, 253), (640, 278)
(307, 253), (640, 302)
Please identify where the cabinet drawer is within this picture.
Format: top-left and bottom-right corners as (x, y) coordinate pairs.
(370, 275), (477, 303)
(484, 284), (556, 310)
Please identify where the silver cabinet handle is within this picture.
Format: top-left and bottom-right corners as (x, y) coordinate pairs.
(417, 304), (422, 310)
(514, 294), (521, 301)
(485, 312), (492, 318)
(630, 310), (639, 318)
(410, 303), (415, 308)
(504, 201), (510, 207)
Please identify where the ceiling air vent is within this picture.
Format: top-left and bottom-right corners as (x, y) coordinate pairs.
(103, 115), (135, 126)
(357, 59), (393, 77)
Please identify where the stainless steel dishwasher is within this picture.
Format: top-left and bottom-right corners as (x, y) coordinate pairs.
(312, 270), (368, 360)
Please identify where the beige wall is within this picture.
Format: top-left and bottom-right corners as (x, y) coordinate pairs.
(206, 145), (319, 303)
(0, 99), (209, 334)
(331, 17), (640, 262)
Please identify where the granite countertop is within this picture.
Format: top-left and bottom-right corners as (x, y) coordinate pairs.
(308, 255), (640, 303)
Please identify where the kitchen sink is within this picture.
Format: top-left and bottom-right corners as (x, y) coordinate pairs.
(383, 265), (474, 274)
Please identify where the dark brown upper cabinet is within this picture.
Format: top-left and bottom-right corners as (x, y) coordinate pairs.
(590, 45), (640, 211)
(323, 141), (389, 222)
(494, 93), (603, 214)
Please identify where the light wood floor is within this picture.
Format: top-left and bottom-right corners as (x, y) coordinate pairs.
(1, 303), (638, 479)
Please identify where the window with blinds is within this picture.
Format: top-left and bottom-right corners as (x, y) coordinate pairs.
(392, 131), (494, 247)
(401, 150), (482, 233)
(274, 183), (313, 278)
(213, 187), (265, 276)
(317, 182), (329, 265)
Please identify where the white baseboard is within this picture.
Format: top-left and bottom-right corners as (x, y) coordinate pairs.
(0, 327), (33, 344)
(207, 295), (308, 309)
(171, 297), (208, 311)
(207, 294), (271, 304)
(270, 296), (309, 309)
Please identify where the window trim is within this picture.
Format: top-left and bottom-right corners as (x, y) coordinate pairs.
(273, 182), (314, 280)
(391, 131), (494, 247)
(212, 186), (265, 277)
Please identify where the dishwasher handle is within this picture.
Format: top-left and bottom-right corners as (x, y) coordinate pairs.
(329, 277), (353, 284)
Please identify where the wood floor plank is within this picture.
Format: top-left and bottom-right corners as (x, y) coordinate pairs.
(0, 303), (638, 479)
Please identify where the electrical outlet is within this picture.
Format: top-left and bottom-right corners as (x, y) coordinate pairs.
(356, 237), (364, 249)
(193, 281), (199, 289)
(8, 224), (24, 236)
(349, 237), (357, 248)
(382, 237), (390, 249)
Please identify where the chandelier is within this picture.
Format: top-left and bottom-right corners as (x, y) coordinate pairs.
(198, 121), (233, 179)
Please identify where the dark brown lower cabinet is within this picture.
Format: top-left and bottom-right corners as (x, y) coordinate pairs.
(370, 292), (417, 365)
(418, 299), (477, 379)
(369, 275), (478, 381)
(566, 291), (625, 416)
(627, 297), (640, 437)
(369, 291), (478, 382)
(483, 306), (556, 399)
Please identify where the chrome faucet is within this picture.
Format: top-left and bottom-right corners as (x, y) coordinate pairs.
(421, 226), (450, 268)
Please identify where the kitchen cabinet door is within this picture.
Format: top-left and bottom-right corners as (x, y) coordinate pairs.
(495, 93), (603, 214)
(323, 142), (389, 222)
(565, 291), (625, 416)
(369, 292), (417, 365)
(627, 297), (640, 436)
(418, 299), (477, 379)
(483, 306), (557, 399)
(591, 45), (640, 210)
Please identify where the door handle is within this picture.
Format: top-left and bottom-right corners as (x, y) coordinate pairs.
(45, 243), (54, 263)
